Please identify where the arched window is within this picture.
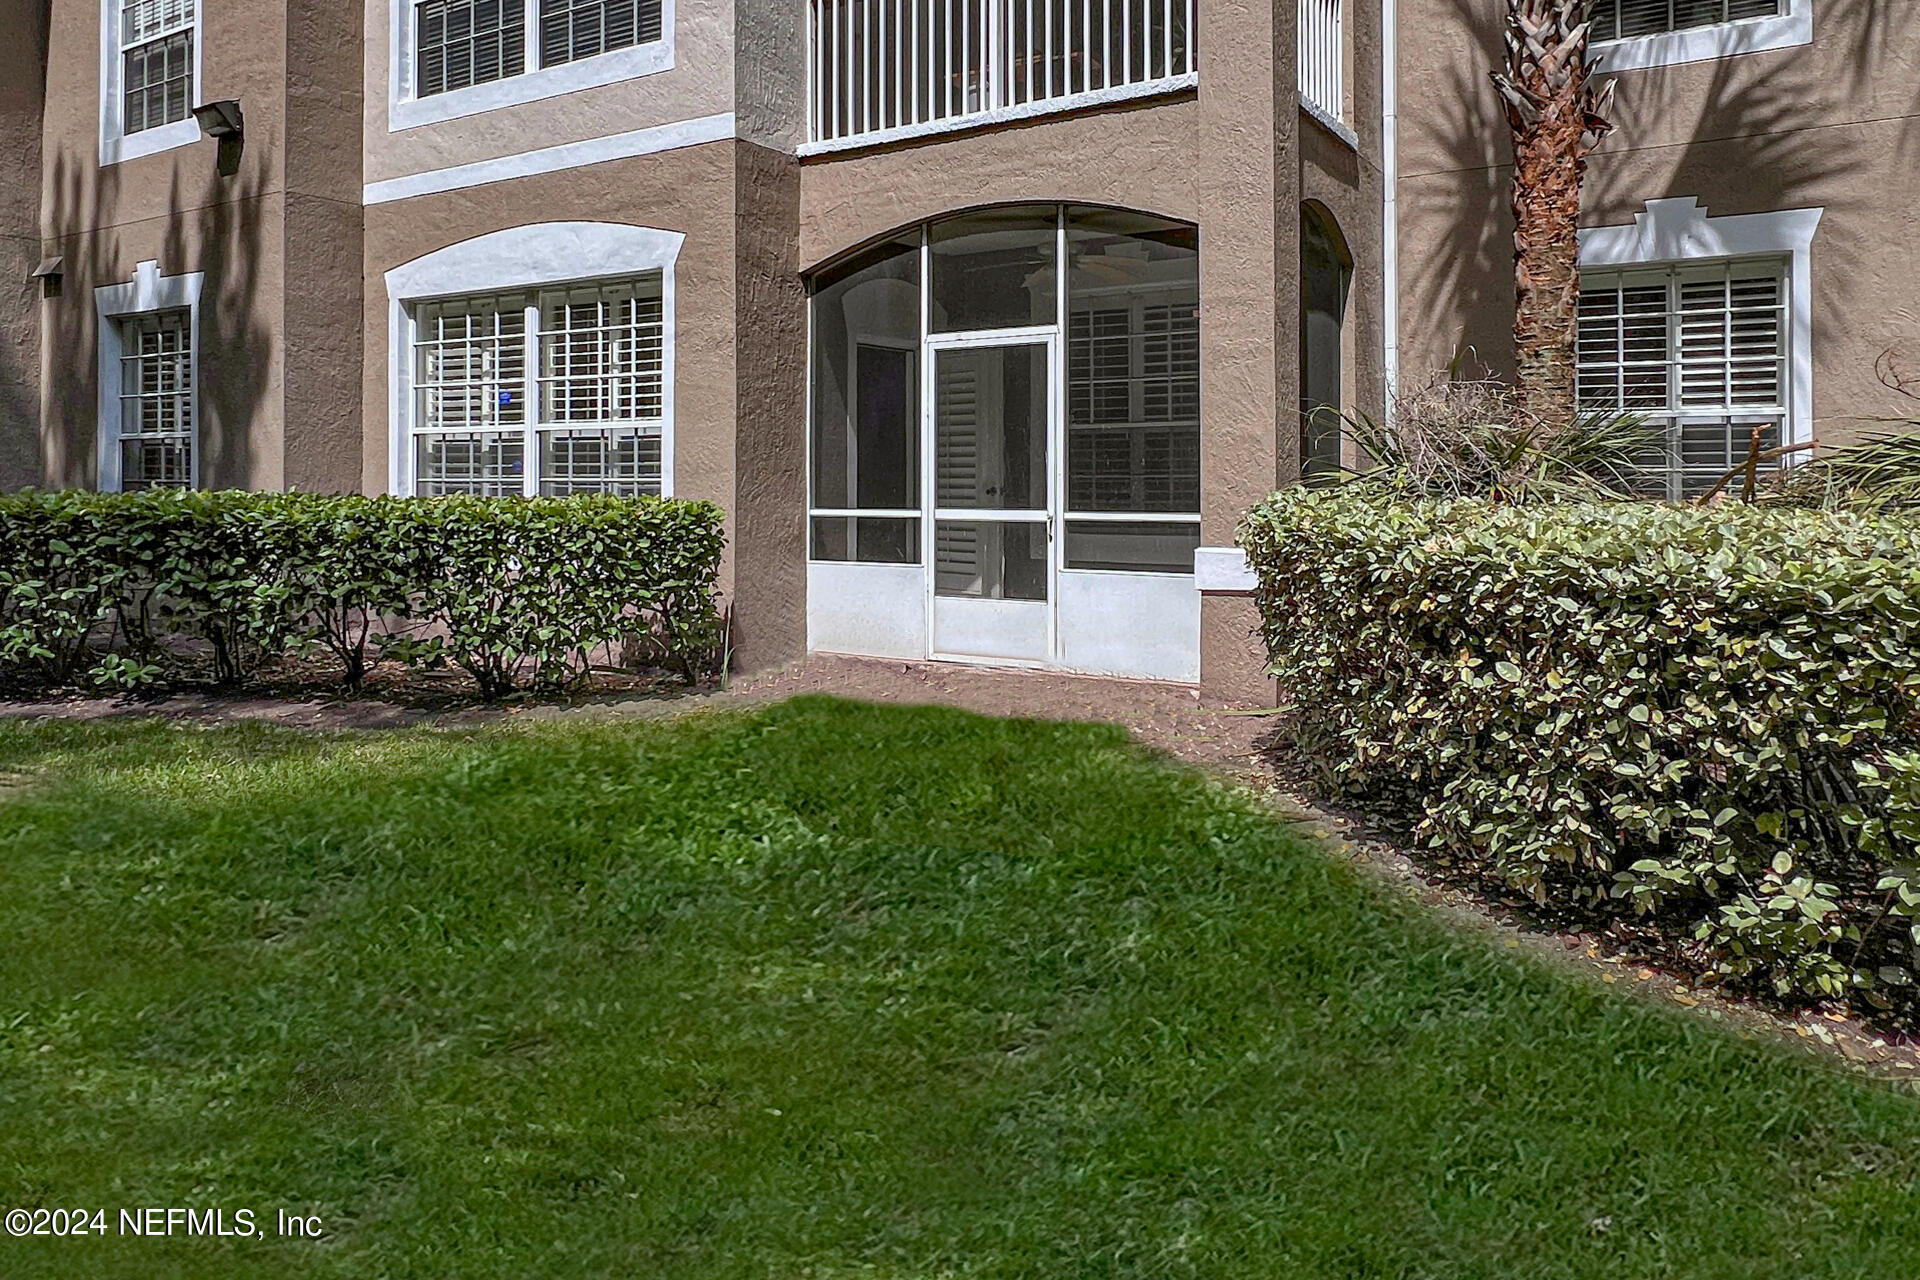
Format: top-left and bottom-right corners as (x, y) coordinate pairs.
(1300, 202), (1352, 481)
(808, 205), (1200, 575)
(807, 204), (1204, 681)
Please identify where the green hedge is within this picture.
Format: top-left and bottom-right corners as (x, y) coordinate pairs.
(1241, 487), (1920, 1010)
(0, 490), (726, 698)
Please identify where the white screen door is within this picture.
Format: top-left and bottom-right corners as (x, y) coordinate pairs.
(927, 336), (1055, 663)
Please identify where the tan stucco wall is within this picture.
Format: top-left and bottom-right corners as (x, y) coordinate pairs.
(35, 0), (364, 492)
(1394, 0), (1920, 446)
(361, 138), (808, 668)
(0, 6), (48, 491)
(798, 75), (1385, 700)
(732, 142), (808, 665)
(285, 0), (369, 492)
(19, 0), (1390, 693)
(361, 0), (748, 186)
(795, 97), (1202, 268)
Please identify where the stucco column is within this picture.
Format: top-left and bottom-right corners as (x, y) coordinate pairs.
(1197, 0), (1296, 702)
(0, 7), (47, 491)
(731, 143), (807, 670)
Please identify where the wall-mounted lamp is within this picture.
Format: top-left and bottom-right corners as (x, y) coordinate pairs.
(30, 256), (63, 299)
(192, 100), (244, 140)
(193, 100), (245, 177)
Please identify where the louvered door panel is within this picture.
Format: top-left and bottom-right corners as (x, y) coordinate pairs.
(934, 360), (982, 592)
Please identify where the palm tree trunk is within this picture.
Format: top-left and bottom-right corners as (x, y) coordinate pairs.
(1492, 0), (1615, 430)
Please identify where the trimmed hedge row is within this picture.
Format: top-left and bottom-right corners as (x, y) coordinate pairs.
(0, 490), (726, 698)
(1241, 488), (1920, 1010)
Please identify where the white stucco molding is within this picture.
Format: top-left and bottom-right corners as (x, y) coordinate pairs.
(363, 112), (736, 205)
(796, 74), (1197, 157)
(1580, 197), (1822, 446)
(95, 261), (206, 491)
(1194, 546), (1259, 594)
(387, 0), (678, 131)
(383, 223), (686, 498)
(1593, 0), (1812, 71)
(98, 0), (204, 166)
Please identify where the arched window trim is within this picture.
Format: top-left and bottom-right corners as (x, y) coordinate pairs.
(384, 222), (684, 497)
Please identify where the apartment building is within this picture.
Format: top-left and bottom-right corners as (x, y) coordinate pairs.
(1396, 0), (1920, 495)
(2, 0), (1906, 694)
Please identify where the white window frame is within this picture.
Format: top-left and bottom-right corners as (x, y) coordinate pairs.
(1592, 0), (1811, 71)
(1579, 263), (1789, 499)
(99, 0), (203, 166)
(95, 261), (204, 492)
(1579, 197), (1821, 491)
(1066, 285), (1202, 517)
(388, 0), (676, 132)
(385, 222), (683, 498)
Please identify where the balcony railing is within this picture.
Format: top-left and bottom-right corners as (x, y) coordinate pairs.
(807, 0), (1197, 149)
(1297, 0), (1343, 122)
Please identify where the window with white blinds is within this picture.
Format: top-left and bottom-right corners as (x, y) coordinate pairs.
(539, 0), (663, 65)
(413, 0), (664, 98)
(416, 0), (527, 98)
(1577, 261), (1788, 498)
(117, 311), (195, 491)
(1590, 0), (1780, 41)
(410, 278), (667, 497)
(1066, 299), (1200, 514)
(120, 0), (195, 135)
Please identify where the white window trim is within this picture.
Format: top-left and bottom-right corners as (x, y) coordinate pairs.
(388, 0), (676, 132)
(1580, 198), (1820, 453)
(1592, 0), (1812, 72)
(385, 222), (684, 497)
(95, 261), (205, 492)
(99, 0), (204, 166)
(363, 111), (735, 205)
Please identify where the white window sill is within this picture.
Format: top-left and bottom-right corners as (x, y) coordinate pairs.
(1298, 94), (1358, 150)
(798, 73), (1198, 157)
(390, 39), (674, 132)
(1592, 5), (1812, 71)
(100, 117), (201, 167)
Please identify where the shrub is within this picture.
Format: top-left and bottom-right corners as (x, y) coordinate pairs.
(1334, 371), (1661, 501)
(1241, 487), (1920, 1012)
(267, 494), (427, 691)
(0, 492), (126, 689)
(0, 490), (726, 698)
(404, 495), (727, 697)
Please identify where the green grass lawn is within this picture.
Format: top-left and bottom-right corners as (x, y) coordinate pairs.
(1, 697), (1918, 1278)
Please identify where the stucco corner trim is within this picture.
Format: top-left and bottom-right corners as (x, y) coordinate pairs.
(1592, 0), (1812, 71)
(94, 262), (206, 492)
(363, 112), (737, 205)
(1194, 546), (1258, 594)
(1580, 197), (1823, 446)
(383, 223), (687, 499)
